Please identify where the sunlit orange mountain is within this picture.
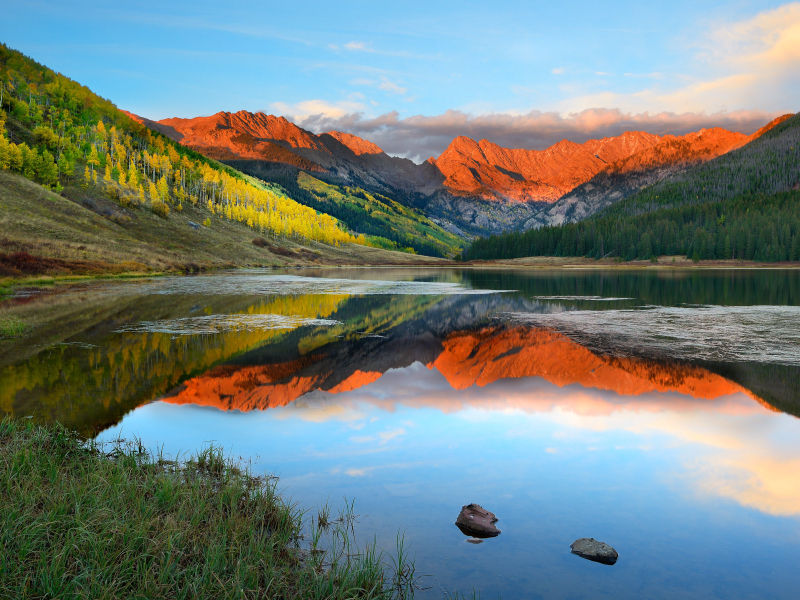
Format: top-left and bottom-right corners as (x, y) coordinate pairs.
(124, 109), (787, 205)
(525, 113), (793, 228)
(433, 131), (663, 202)
(162, 326), (773, 414)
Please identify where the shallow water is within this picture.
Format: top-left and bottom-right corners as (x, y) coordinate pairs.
(2, 268), (800, 599)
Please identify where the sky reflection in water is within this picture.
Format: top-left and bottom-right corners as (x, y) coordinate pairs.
(100, 363), (800, 599)
(4, 268), (800, 599)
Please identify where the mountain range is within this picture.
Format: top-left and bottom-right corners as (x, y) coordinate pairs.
(123, 109), (791, 235)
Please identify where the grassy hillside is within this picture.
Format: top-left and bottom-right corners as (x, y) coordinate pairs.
(466, 114), (800, 262)
(0, 43), (453, 273)
(0, 44), (362, 256)
(0, 170), (447, 281)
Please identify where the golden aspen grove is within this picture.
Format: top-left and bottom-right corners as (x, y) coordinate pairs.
(0, 44), (364, 248)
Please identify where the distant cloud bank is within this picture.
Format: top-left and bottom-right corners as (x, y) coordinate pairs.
(290, 108), (782, 162)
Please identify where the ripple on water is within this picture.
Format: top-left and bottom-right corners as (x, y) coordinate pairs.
(507, 304), (800, 366)
(115, 314), (340, 336)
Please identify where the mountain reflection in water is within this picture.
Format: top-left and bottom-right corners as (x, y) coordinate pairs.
(3, 269), (800, 599)
(162, 325), (771, 413)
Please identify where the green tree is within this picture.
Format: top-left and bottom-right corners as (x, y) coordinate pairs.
(35, 149), (58, 186)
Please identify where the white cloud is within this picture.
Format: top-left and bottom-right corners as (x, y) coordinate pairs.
(551, 67), (565, 75)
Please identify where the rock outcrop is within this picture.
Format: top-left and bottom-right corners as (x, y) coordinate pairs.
(570, 538), (619, 565)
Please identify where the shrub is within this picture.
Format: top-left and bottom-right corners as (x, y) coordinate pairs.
(151, 201), (170, 218)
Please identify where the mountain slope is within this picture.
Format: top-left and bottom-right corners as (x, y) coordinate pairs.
(465, 113), (800, 262)
(129, 108), (781, 236)
(0, 43), (451, 273)
(433, 131), (663, 203)
(525, 115), (793, 229)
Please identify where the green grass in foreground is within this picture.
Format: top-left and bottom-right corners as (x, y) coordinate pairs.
(0, 315), (27, 338)
(0, 418), (417, 599)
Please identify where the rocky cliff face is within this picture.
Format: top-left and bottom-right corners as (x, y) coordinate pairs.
(433, 131), (663, 202)
(124, 108), (788, 235)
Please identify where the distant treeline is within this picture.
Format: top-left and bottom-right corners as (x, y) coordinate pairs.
(465, 191), (800, 262)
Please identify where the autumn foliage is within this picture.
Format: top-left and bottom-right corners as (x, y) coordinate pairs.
(0, 43), (363, 248)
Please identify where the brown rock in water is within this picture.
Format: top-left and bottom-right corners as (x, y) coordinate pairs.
(455, 503), (501, 538)
(570, 538), (619, 565)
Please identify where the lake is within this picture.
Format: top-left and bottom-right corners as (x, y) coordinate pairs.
(2, 267), (800, 599)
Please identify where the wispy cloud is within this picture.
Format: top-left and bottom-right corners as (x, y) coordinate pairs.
(344, 41), (368, 51)
(351, 76), (408, 95)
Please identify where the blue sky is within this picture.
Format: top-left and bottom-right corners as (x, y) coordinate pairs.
(4, 1), (798, 158)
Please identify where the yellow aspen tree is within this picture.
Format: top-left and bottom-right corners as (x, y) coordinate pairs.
(118, 170), (126, 186)
(148, 180), (159, 203)
(103, 163), (112, 183)
(157, 176), (169, 202)
(91, 170), (97, 184)
(138, 184), (146, 205)
(87, 146), (100, 176)
(82, 165), (90, 188)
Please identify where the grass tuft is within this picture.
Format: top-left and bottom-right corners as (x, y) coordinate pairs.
(0, 315), (27, 338)
(0, 418), (417, 599)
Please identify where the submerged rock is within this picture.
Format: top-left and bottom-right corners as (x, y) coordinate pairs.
(465, 538), (483, 544)
(570, 538), (619, 565)
(455, 503), (501, 538)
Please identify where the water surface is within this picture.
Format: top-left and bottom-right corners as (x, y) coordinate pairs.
(2, 268), (799, 599)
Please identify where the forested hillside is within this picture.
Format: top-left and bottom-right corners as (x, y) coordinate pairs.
(605, 113), (800, 218)
(466, 113), (800, 262)
(0, 44), (369, 249)
(226, 160), (462, 257)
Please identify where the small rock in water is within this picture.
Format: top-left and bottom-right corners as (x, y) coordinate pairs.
(455, 503), (501, 538)
(570, 538), (619, 565)
(466, 538), (483, 544)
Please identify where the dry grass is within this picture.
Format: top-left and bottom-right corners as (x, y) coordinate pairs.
(0, 171), (451, 282)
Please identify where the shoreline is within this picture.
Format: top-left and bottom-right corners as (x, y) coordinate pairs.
(0, 418), (416, 599)
(3, 256), (799, 291)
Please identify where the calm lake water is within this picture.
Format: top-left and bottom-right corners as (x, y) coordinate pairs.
(2, 268), (800, 599)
